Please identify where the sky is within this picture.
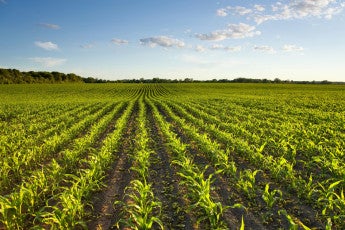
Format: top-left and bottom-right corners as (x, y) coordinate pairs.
(1, 0), (345, 81)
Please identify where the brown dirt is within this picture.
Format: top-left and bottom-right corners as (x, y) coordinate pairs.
(146, 104), (194, 229)
(87, 102), (138, 230)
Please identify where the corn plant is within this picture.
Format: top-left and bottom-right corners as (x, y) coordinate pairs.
(1, 82), (345, 229)
(240, 216), (245, 230)
(116, 98), (163, 229)
(37, 101), (134, 228)
(261, 183), (282, 209)
(0, 187), (28, 229)
(116, 180), (163, 230)
(237, 169), (261, 200)
(278, 209), (298, 230)
(148, 99), (228, 229)
(278, 209), (313, 230)
(316, 180), (344, 219)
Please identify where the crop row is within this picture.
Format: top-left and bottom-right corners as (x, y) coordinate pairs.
(0, 83), (344, 229)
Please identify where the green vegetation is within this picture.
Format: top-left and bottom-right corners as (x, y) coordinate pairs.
(0, 68), (84, 84)
(0, 83), (344, 229)
(2, 68), (344, 84)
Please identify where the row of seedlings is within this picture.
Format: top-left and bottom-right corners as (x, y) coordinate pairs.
(115, 97), (163, 229)
(0, 101), (128, 229)
(147, 98), (229, 229)
(166, 99), (342, 228)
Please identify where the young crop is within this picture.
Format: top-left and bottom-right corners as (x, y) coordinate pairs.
(278, 209), (299, 230)
(0, 185), (29, 229)
(261, 183), (282, 209)
(37, 101), (134, 228)
(116, 97), (163, 229)
(1, 83), (344, 229)
(116, 180), (163, 230)
(147, 99), (228, 228)
(237, 169), (261, 200)
(240, 216), (245, 230)
(278, 209), (312, 230)
(316, 180), (345, 224)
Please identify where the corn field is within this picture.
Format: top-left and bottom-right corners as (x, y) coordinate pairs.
(0, 83), (344, 229)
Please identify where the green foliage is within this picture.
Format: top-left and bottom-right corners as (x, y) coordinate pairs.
(261, 183), (282, 209)
(116, 180), (163, 230)
(0, 83), (344, 229)
(0, 68), (84, 84)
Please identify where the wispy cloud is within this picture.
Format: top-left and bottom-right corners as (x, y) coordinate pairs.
(216, 5), (264, 17)
(230, 6), (253, 16)
(194, 44), (242, 52)
(140, 36), (185, 48)
(217, 1), (345, 24)
(35, 41), (59, 51)
(216, 8), (228, 17)
(38, 23), (61, 30)
(254, 4), (265, 12)
(80, 43), (95, 49)
(111, 38), (129, 45)
(210, 44), (242, 52)
(0, 0), (7, 4)
(196, 23), (260, 41)
(195, 45), (206, 52)
(29, 57), (66, 67)
(282, 44), (304, 52)
(254, 0), (344, 24)
(254, 45), (276, 53)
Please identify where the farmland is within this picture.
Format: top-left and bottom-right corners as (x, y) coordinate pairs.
(0, 83), (344, 229)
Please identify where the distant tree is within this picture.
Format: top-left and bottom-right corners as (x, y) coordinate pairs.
(184, 78), (193, 82)
(52, 71), (63, 83)
(274, 78), (281, 83)
(321, 80), (331, 84)
(0, 68), (84, 84)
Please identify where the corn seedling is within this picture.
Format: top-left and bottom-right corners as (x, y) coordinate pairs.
(116, 180), (163, 230)
(262, 183), (282, 209)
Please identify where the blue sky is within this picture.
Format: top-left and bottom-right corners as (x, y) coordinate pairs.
(1, 0), (345, 81)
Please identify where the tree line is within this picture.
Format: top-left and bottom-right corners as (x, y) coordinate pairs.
(0, 68), (84, 84)
(0, 68), (342, 84)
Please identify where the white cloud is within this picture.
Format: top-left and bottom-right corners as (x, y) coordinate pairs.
(210, 44), (241, 52)
(210, 44), (224, 50)
(29, 57), (66, 67)
(111, 38), (128, 45)
(254, 4), (265, 12)
(254, 45), (276, 53)
(216, 5), (263, 17)
(219, 1), (345, 24)
(39, 23), (61, 30)
(291, 0), (336, 18)
(282, 44), (304, 52)
(0, 0), (7, 4)
(35, 41), (59, 51)
(216, 6), (253, 17)
(195, 45), (206, 52)
(254, 15), (275, 24)
(216, 8), (228, 16)
(196, 23), (261, 41)
(232, 6), (253, 15)
(228, 23), (261, 38)
(254, 0), (345, 24)
(196, 31), (228, 41)
(140, 36), (185, 48)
